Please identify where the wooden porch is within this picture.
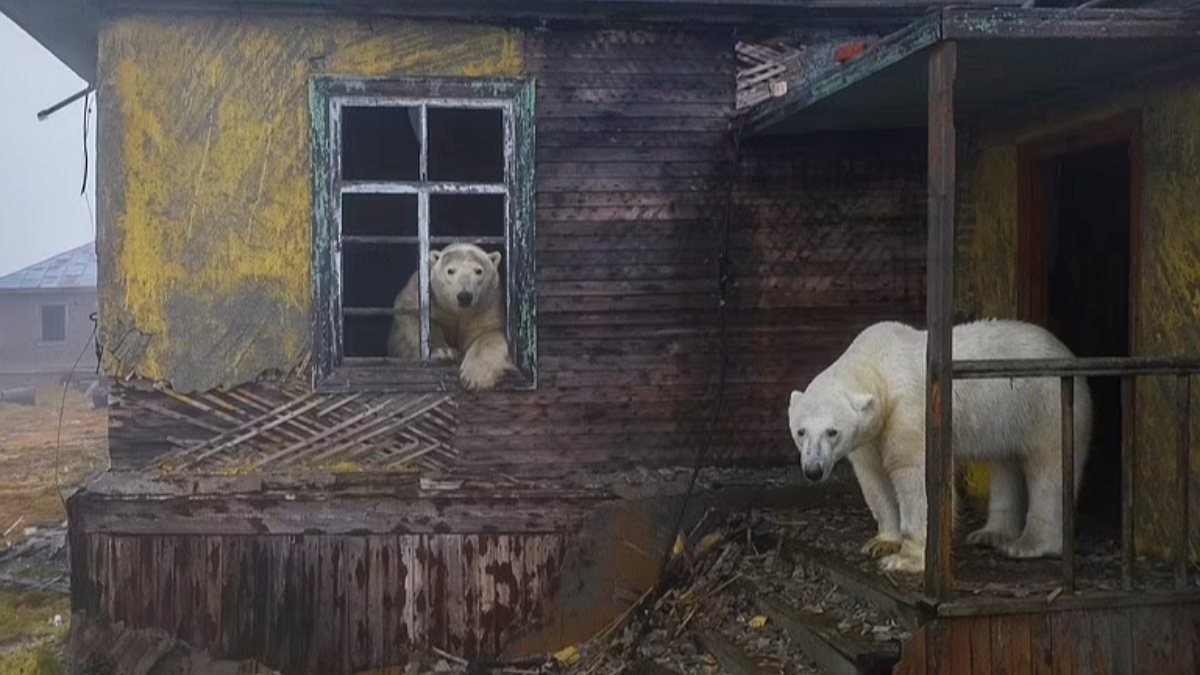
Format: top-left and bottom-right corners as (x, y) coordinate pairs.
(740, 5), (1200, 673)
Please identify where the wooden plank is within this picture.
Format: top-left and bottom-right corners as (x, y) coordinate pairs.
(1111, 609), (1133, 675)
(923, 39), (957, 602)
(1060, 376), (1076, 594)
(936, 588), (1200, 617)
(1049, 611), (1084, 675)
(782, 541), (928, 630)
(1131, 606), (1176, 675)
(743, 14), (942, 135)
(1122, 376), (1136, 590)
(1087, 611), (1114, 675)
(991, 614), (1031, 675)
(757, 596), (898, 675)
(926, 619), (969, 675)
(1177, 374), (1192, 589)
(694, 630), (769, 675)
(941, 7), (1200, 39)
(894, 626), (928, 675)
(1029, 613), (1054, 675)
(970, 616), (993, 675)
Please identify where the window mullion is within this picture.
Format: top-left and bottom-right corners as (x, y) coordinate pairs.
(417, 104), (431, 362)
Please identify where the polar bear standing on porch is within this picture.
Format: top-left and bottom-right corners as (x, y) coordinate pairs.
(388, 243), (515, 391)
(787, 319), (1092, 574)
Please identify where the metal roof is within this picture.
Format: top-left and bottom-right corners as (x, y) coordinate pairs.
(742, 7), (1200, 136)
(0, 242), (97, 291)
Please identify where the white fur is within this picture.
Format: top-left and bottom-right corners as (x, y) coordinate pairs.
(388, 244), (515, 391)
(787, 319), (1093, 573)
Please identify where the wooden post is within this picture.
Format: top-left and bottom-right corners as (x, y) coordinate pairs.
(1121, 375), (1136, 590)
(924, 40), (957, 602)
(1060, 376), (1076, 594)
(1176, 374), (1192, 589)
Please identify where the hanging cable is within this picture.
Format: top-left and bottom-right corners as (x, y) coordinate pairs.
(624, 108), (745, 659)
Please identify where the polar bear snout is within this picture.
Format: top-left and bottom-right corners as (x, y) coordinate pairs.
(456, 291), (474, 308)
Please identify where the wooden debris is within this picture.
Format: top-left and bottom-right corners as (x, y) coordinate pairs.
(736, 40), (804, 110)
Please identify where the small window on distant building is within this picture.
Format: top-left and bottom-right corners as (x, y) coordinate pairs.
(40, 304), (67, 343)
(310, 76), (536, 391)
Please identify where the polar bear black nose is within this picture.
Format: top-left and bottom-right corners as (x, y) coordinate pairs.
(803, 466), (824, 482)
(456, 291), (473, 307)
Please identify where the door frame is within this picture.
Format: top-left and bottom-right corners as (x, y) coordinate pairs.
(1015, 113), (1144, 353)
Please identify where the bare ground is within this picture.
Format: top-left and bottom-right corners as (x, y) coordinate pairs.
(0, 383), (107, 675)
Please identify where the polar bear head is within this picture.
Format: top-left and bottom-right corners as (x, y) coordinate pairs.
(788, 388), (875, 482)
(429, 244), (502, 312)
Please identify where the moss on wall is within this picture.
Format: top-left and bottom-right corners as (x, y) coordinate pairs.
(959, 79), (1200, 558)
(98, 16), (524, 392)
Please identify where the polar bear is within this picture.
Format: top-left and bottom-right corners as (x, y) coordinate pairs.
(387, 243), (515, 391)
(787, 319), (1092, 574)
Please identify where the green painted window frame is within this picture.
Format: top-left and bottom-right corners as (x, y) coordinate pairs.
(309, 76), (537, 392)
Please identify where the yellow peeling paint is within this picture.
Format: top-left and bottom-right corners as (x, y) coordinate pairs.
(959, 81), (1200, 558)
(98, 16), (524, 392)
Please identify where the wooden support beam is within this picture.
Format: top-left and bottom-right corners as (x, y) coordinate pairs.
(1060, 376), (1076, 595)
(923, 40), (957, 603)
(1176, 374), (1192, 590)
(1121, 375), (1136, 590)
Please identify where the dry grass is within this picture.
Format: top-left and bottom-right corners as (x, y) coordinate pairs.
(0, 385), (108, 545)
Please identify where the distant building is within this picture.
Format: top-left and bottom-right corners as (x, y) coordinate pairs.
(0, 242), (98, 386)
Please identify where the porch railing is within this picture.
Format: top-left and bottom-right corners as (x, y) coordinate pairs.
(926, 356), (1200, 600)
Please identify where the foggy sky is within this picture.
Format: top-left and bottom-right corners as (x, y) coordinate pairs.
(0, 14), (97, 278)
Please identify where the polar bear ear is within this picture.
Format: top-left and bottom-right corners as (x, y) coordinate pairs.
(789, 390), (803, 407)
(848, 393), (874, 414)
(429, 250), (442, 266)
(487, 251), (502, 267)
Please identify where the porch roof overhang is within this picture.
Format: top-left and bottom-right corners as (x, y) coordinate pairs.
(742, 7), (1200, 137)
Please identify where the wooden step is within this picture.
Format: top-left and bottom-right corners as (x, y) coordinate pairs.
(756, 596), (900, 675)
(783, 541), (930, 631)
(693, 630), (771, 675)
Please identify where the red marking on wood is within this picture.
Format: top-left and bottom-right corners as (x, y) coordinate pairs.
(834, 41), (868, 63)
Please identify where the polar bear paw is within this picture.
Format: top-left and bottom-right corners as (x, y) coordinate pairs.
(966, 527), (1019, 549)
(861, 534), (903, 558)
(432, 347), (460, 362)
(460, 355), (513, 391)
(1000, 534), (1058, 559)
(879, 552), (924, 574)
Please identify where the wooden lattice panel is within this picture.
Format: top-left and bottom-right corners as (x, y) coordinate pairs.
(736, 40), (803, 110)
(128, 380), (459, 474)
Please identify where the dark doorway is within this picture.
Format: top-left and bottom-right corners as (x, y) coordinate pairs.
(1019, 118), (1139, 534)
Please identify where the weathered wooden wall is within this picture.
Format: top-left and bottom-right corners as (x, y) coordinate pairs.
(71, 531), (563, 673)
(100, 19), (929, 475)
(894, 603), (1200, 675)
(97, 16), (523, 393)
(957, 78), (1200, 559)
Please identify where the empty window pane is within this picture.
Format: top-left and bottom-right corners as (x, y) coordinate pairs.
(341, 243), (418, 311)
(430, 194), (505, 239)
(342, 193), (418, 238)
(342, 106), (420, 181)
(40, 305), (66, 342)
(343, 315), (394, 358)
(427, 107), (504, 182)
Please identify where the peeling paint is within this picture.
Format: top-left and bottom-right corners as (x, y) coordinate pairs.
(98, 16), (525, 392)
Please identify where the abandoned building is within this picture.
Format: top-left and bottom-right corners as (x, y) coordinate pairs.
(4, 0), (1200, 672)
(0, 242), (98, 387)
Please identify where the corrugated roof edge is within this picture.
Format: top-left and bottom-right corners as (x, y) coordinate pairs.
(0, 242), (98, 291)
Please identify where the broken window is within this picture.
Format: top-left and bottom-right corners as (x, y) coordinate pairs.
(311, 77), (536, 391)
(39, 304), (67, 343)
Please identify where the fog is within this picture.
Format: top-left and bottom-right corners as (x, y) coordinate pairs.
(0, 13), (96, 277)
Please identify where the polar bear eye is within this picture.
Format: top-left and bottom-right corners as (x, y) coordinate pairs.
(796, 429), (806, 438)
(826, 429), (839, 439)
(447, 268), (456, 276)
(474, 268), (483, 276)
